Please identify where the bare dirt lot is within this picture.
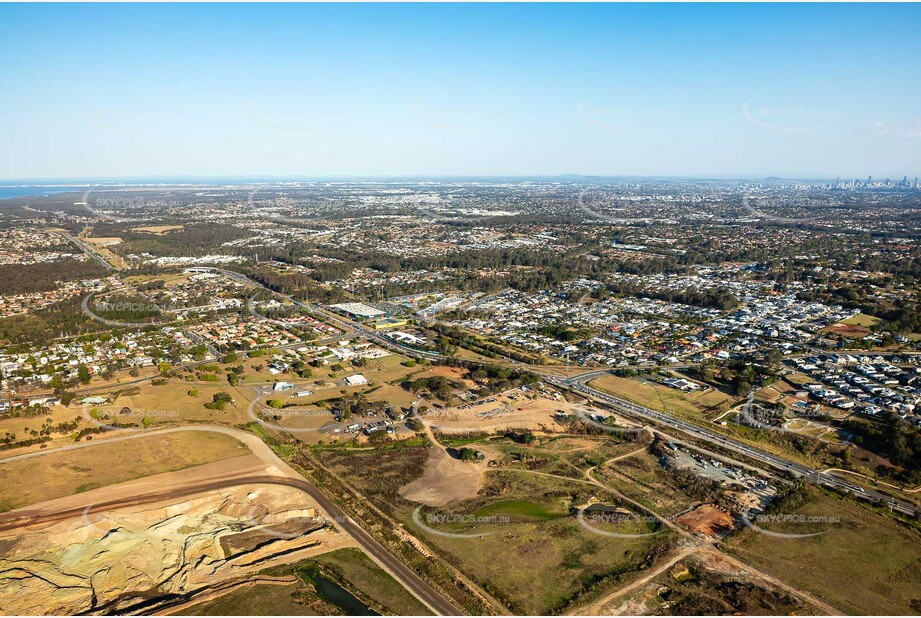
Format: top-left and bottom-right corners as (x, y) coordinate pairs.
(675, 504), (734, 538)
(823, 322), (872, 338)
(423, 388), (585, 434)
(399, 444), (488, 507)
(412, 365), (471, 382)
(129, 225), (185, 235)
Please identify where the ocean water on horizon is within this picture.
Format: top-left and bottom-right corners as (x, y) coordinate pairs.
(0, 186), (77, 200)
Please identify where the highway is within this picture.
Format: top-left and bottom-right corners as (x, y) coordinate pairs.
(57, 230), (115, 271)
(224, 270), (921, 518)
(8, 262), (917, 613)
(554, 373), (920, 518)
(303, 303), (919, 518)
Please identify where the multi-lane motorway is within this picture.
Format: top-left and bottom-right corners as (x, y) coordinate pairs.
(306, 301), (919, 518)
(554, 373), (919, 517)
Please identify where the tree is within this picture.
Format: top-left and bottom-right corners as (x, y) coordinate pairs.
(456, 447), (484, 462)
(77, 364), (91, 385)
(205, 392), (234, 410)
(367, 429), (390, 445)
(734, 378), (752, 397)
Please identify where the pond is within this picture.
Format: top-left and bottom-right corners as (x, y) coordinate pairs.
(297, 564), (379, 616)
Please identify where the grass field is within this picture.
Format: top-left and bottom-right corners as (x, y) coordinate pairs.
(404, 471), (674, 614)
(474, 498), (566, 521)
(107, 380), (256, 426)
(364, 382), (418, 411)
(721, 486), (921, 615)
(189, 548), (430, 616)
(589, 374), (733, 417)
(783, 372), (814, 386)
(312, 439), (674, 614)
(0, 431), (249, 511)
(840, 313), (882, 327)
(754, 381), (795, 403)
(0, 378), (259, 459)
(82, 234), (128, 269)
(187, 580), (336, 616)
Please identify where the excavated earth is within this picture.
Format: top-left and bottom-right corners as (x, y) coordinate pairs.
(0, 484), (351, 615)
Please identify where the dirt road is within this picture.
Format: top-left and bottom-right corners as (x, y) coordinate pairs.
(0, 425), (462, 616)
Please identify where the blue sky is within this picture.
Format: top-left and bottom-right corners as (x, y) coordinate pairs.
(0, 3), (919, 180)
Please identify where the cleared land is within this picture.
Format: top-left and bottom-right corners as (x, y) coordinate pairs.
(721, 486), (921, 615)
(824, 323), (872, 338)
(399, 444), (487, 506)
(402, 471), (675, 615)
(840, 313), (883, 327)
(0, 380), (256, 459)
(102, 380), (256, 426)
(81, 234), (128, 268)
(592, 450), (710, 518)
(129, 225), (185, 235)
(0, 431), (249, 511)
(599, 550), (818, 616)
(0, 478), (346, 615)
(424, 389), (595, 434)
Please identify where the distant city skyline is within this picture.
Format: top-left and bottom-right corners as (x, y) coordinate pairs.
(1, 3), (919, 180)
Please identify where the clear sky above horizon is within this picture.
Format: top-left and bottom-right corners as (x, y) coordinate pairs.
(1, 3), (919, 180)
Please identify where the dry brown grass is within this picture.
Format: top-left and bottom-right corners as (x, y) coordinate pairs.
(590, 375), (733, 417)
(0, 431), (249, 511)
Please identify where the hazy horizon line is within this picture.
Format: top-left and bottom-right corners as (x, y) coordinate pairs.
(2, 172), (916, 185)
